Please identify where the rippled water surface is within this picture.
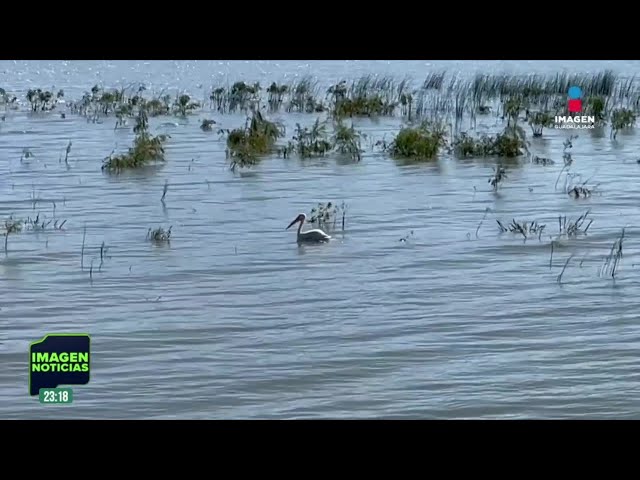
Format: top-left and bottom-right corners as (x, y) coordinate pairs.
(2, 60), (640, 419)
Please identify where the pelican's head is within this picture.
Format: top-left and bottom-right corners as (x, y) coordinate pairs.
(286, 213), (306, 230)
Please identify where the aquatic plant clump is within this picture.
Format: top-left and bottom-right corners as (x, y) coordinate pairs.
(331, 121), (365, 161)
(610, 108), (636, 139)
(172, 94), (200, 117)
(528, 111), (554, 137)
(453, 125), (528, 159)
(386, 121), (448, 160)
(225, 110), (285, 171)
(287, 118), (333, 158)
(102, 109), (170, 173)
(279, 118), (365, 162)
(26, 88), (63, 112)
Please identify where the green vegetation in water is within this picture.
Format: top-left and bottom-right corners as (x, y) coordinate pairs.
(308, 202), (348, 232)
(147, 226), (172, 243)
(69, 84), (172, 123)
(332, 121), (365, 161)
(279, 118), (364, 162)
(385, 121), (448, 161)
(453, 125), (529, 159)
(585, 96), (607, 125)
(528, 111), (554, 137)
(329, 76), (403, 119)
(210, 81), (262, 113)
(286, 118), (332, 158)
(102, 108), (170, 174)
(26, 88), (63, 112)
(610, 108), (636, 139)
(267, 82), (289, 112)
(173, 94), (200, 117)
(224, 110), (285, 171)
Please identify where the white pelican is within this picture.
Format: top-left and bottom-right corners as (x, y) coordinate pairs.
(286, 213), (331, 243)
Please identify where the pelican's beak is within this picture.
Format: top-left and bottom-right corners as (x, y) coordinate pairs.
(286, 218), (299, 230)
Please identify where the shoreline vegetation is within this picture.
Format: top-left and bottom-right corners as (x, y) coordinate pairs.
(1, 70), (638, 173)
(1, 69), (637, 282)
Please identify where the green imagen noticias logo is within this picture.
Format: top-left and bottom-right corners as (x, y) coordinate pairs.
(29, 333), (91, 400)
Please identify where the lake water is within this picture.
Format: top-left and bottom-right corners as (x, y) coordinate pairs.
(2, 60), (640, 419)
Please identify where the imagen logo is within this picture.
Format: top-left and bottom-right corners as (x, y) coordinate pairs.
(29, 333), (91, 404)
(554, 86), (595, 129)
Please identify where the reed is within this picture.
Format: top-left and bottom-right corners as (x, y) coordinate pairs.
(161, 180), (169, 203)
(308, 202), (347, 232)
(3, 217), (23, 254)
(557, 254), (574, 285)
(496, 218), (546, 240)
(557, 210), (593, 237)
(23, 213), (67, 231)
(81, 225), (87, 269)
(475, 207), (491, 238)
(600, 228), (625, 278)
(64, 141), (72, 168)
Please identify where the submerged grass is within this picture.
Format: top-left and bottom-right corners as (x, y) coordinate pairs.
(282, 118), (364, 162)
(386, 121), (448, 161)
(225, 110), (285, 171)
(102, 109), (170, 173)
(453, 125), (529, 158)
